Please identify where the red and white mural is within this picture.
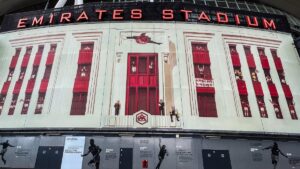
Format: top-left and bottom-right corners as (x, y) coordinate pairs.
(0, 23), (299, 134)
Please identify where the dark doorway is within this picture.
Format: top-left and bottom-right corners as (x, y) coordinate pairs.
(34, 146), (63, 169)
(202, 149), (232, 169)
(119, 148), (133, 169)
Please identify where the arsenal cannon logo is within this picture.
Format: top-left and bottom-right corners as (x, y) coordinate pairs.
(136, 112), (149, 125)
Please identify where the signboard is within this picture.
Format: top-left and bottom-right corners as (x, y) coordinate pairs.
(61, 136), (85, 169)
(0, 2), (290, 32)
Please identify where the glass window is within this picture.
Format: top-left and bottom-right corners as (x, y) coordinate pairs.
(35, 93), (45, 114)
(31, 66), (39, 79)
(217, 1), (227, 8)
(274, 9), (283, 15)
(240, 96), (251, 117)
(21, 94), (31, 114)
(19, 68), (26, 81)
(130, 57), (137, 74)
(237, 3), (249, 10)
(295, 17), (300, 25)
(128, 88), (137, 115)
(0, 95), (6, 112)
(77, 65), (91, 78)
(37, 45), (44, 54)
(138, 57), (147, 74)
(291, 15), (300, 25)
(247, 3), (258, 12)
(228, 2), (238, 9)
(137, 88), (147, 111)
(183, 0), (194, 3)
(271, 97), (283, 119)
(197, 93), (217, 117)
(9, 94), (18, 115)
(7, 68), (14, 82)
(149, 57), (155, 74)
(70, 93), (87, 115)
(206, 1), (217, 7)
(256, 4), (267, 13)
(265, 6), (275, 14)
(257, 96), (268, 118)
(287, 16), (297, 25)
(195, 0), (205, 5)
(43, 66), (52, 80)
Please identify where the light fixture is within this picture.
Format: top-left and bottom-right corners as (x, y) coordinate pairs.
(163, 52), (169, 63)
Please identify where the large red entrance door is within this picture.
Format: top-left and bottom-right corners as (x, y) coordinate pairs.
(126, 53), (159, 115)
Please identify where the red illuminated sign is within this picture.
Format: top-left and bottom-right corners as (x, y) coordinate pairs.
(17, 10), (277, 29)
(0, 2), (288, 32)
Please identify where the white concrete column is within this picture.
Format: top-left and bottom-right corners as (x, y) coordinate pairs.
(54, 0), (68, 8)
(75, 0), (84, 5)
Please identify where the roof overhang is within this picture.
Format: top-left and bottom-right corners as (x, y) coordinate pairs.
(0, 0), (299, 19)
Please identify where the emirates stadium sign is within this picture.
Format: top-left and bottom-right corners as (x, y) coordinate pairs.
(0, 2), (290, 32)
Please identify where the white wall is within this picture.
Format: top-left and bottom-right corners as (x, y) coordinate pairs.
(0, 23), (299, 135)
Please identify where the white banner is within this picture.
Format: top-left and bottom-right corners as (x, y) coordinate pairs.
(61, 136), (85, 169)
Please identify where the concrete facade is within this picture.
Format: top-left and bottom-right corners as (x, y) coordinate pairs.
(0, 23), (299, 134)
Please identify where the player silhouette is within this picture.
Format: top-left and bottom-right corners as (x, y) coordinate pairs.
(263, 142), (288, 169)
(155, 139), (168, 169)
(81, 139), (102, 169)
(0, 140), (15, 165)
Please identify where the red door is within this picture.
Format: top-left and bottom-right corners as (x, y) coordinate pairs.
(126, 53), (159, 115)
(197, 93), (217, 117)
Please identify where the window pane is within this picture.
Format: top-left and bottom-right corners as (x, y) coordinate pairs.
(247, 4), (258, 12)
(0, 95), (6, 112)
(256, 4), (266, 13)
(183, 0), (194, 3)
(217, 1), (227, 8)
(70, 93), (87, 115)
(197, 94), (217, 117)
(238, 3), (248, 10)
(228, 2), (238, 9)
(22, 94), (31, 114)
(138, 57), (147, 74)
(128, 88), (136, 115)
(138, 88), (147, 111)
(19, 68), (26, 81)
(265, 6), (275, 14)
(31, 66), (39, 79)
(240, 96), (251, 117)
(149, 88), (157, 115)
(206, 1), (216, 7)
(43, 66), (52, 79)
(35, 93), (45, 114)
(195, 0), (205, 5)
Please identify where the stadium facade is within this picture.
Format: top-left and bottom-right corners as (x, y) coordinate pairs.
(0, 0), (300, 169)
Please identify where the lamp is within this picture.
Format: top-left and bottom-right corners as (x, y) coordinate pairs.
(163, 52), (169, 63)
